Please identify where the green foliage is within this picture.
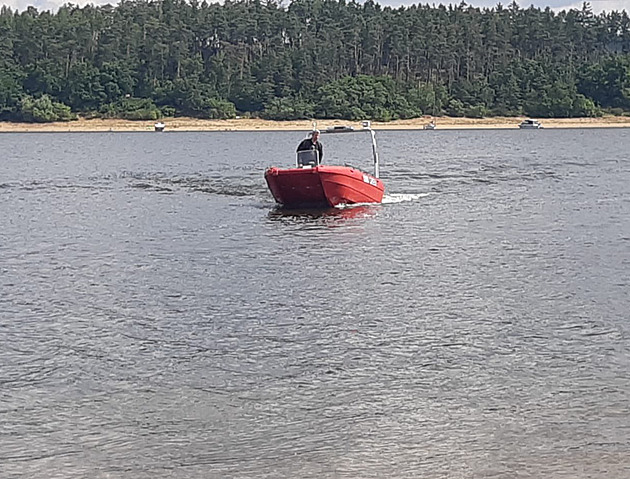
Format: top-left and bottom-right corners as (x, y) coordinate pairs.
(100, 62), (136, 104)
(261, 97), (315, 120)
(489, 66), (523, 116)
(100, 97), (162, 120)
(19, 95), (77, 122)
(446, 99), (466, 117)
(231, 80), (276, 113)
(195, 98), (236, 120)
(572, 95), (601, 117)
(607, 107), (626, 116)
(160, 106), (176, 117)
(154, 80), (236, 119)
(0, 68), (25, 119)
(451, 79), (494, 111)
(63, 63), (107, 111)
(315, 75), (422, 121)
(23, 63), (64, 98)
(406, 84), (447, 116)
(524, 81), (602, 118)
(577, 56), (630, 109)
(464, 105), (488, 118)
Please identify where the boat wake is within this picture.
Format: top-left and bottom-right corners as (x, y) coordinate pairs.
(382, 193), (432, 204)
(123, 172), (266, 197)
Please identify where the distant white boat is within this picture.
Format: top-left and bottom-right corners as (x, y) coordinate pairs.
(324, 125), (354, 133)
(154, 122), (166, 132)
(423, 121), (436, 130)
(519, 119), (543, 129)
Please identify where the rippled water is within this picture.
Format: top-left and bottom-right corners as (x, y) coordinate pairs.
(1, 128), (629, 478)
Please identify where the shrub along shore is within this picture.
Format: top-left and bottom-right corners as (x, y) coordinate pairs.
(1, 116), (630, 132)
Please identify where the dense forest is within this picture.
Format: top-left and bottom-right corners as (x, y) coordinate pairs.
(0, 0), (629, 122)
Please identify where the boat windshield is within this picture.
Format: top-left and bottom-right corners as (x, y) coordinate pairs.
(296, 149), (319, 167)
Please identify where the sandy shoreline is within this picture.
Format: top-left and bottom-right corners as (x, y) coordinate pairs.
(1, 115), (630, 132)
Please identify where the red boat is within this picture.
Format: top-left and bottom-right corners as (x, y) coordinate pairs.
(265, 121), (385, 208)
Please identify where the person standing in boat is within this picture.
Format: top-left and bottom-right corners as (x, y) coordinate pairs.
(296, 129), (323, 164)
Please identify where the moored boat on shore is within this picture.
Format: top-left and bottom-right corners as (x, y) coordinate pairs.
(519, 119), (543, 129)
(324, 125), (355, 133)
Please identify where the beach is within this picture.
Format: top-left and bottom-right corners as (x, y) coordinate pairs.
(1, 115), (630, 132)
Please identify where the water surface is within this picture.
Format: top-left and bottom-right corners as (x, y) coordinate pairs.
(1, 128), (629, 478)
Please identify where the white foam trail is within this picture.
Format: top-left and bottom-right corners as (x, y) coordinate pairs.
(382, 193), (432, 204)
(334, 202), (376, 209)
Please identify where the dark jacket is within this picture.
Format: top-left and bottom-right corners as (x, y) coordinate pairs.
(296, 138), (323, 163)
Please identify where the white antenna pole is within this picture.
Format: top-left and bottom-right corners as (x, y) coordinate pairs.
(371, 130), (379, 178)
(362, 121), (379, 178)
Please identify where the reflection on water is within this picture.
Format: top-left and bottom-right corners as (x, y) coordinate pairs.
(267, 204), (380, 224)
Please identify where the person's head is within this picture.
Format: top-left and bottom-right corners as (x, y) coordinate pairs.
(311, 130), (320, 142)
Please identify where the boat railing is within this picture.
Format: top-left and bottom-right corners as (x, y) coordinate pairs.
(363, 121), (380, 179)
(304, 120), (380, 178)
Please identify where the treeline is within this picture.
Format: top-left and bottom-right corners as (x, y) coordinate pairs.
(0, 0), (630, 122)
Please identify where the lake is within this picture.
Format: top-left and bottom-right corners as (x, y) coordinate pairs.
(1, 128), (629, 478)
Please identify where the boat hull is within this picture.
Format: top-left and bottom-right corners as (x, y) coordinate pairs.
(264, 165), (384, 207)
